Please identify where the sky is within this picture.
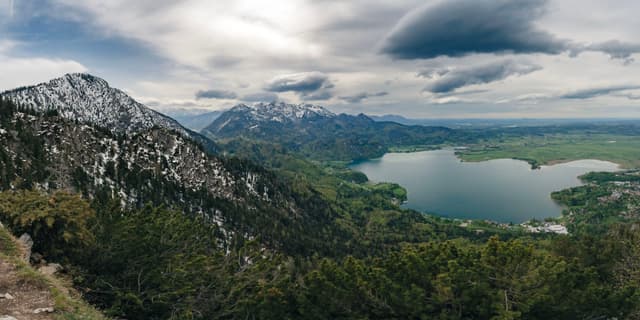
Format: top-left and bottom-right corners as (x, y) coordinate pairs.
(1, 0), (640, 118)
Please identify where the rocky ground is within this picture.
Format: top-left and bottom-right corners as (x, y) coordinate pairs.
(0, 259), (55, 320)
(0, 223), (105, 320)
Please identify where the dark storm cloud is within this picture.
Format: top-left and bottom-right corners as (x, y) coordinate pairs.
(560, 85), (640, 99)
(301, 90), (334, 101)
(381, 0), (568, 59)
(381, 0), (640, 63)
(340, 91), (388, 103)
(424, 60), (541, 93)
(265, 72), (335, 100)
(241, 92), (279, 102)
(264, 72), (332, 93)
(195, 89), (237, 99)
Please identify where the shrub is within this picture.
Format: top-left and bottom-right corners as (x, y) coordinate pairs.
(0, 190), (95, 260)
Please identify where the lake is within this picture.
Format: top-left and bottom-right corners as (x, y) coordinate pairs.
(350, 149), (619, 222)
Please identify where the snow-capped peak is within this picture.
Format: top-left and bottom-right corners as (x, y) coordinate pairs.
(1, 73), (187, 135)
(229, 102), (336, 123)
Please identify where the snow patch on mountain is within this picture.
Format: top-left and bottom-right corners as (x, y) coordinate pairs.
(1, 73), (187, 135)
(233, 102), (336, 123)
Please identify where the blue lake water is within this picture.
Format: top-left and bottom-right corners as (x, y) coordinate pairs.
(350, 149), (619, 223)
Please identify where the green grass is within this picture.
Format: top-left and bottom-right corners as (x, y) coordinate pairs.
(15, 263), (50, 289)
(457, 134), (640, 169)
(0, 225), (19, 256)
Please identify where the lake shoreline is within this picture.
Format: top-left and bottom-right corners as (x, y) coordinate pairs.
(350, 149), (620, 224)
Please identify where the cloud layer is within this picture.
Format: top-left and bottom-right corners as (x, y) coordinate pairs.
(382, 0), (568, 59)
(241, 92), (279, 102)
(340, 91), (388, 103)
(423, 60), (542, 93)
(560, 85), (640, 99)
(264, 71), (334, 100)
(582, 41), (640, 64)
(195, 89), (237, 100)
(382, 0), (640, 63)
(264, 72), (330, 92)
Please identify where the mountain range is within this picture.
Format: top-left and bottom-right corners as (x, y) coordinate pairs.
(203, 101), (461, 160)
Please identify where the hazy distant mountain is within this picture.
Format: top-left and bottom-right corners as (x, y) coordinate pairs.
(370, 114), (640, 129)
(369, 114), (417, 125)
(2, 73), (188, 135)
(169, 110), (224, 131)
(368, 114), (482, 127)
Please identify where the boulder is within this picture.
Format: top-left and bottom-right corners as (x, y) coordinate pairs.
(17, 233), (33, 262)
(33, 307), (55, 314)
(30, 252), (45, 265)
(0, 293), (14, 300)
(38, 263), (63, 276)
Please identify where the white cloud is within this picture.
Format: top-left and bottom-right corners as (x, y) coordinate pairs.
(51, 0), (325, 70)
(0, 55), (87, 91)
(0, 39), (16, 53)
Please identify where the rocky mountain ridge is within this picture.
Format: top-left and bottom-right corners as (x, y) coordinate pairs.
(206, 102), (336, 135)
(203, 101), (457, 160)
(2, 73), (187, 136)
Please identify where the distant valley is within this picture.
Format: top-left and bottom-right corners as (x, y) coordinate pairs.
(168, 110), (224, 131)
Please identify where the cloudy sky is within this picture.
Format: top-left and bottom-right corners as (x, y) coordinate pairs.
(1, 0), (640, 118)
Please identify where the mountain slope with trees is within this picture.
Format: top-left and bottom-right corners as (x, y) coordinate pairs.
(0, 97), (345, 255)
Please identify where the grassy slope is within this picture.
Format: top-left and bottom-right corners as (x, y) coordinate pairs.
(0, 225), (107, 320)
(456, 134), (640, 169)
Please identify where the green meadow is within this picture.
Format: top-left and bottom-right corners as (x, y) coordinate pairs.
(456, 134), (640, 169)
